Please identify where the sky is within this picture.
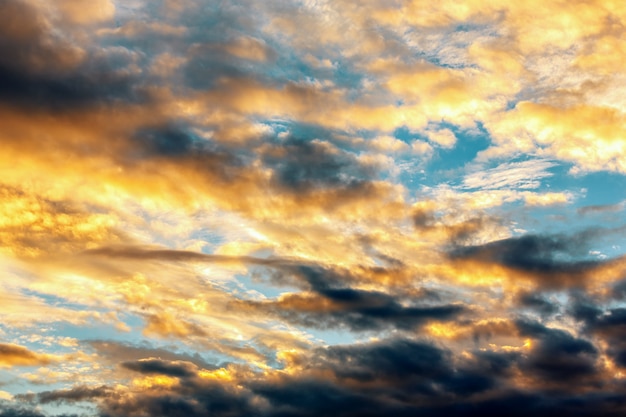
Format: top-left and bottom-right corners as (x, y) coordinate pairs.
(1, 0), (626, 416)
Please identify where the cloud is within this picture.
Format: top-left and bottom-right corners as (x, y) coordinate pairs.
(9, 334), (626, 417)
(0, 406), (48, 417)
(0, 0), (140, 110)
(463, 159), (556, 190)
(0, 0), (83, 74)
(262, 138), (376, 193)
(0, 184), (123, 259)
(34, 386), (112, 405)
(55, 0), (116, 25)
(87, 340), (216, 370)
(1, 0), (626, 415)
(313, 338), (454, 383)
(87, 337), (622, 416)
(577, 201), (626, 216)
(121, 359), (197, 378)
(516, 320), (600, 384)
(574, 307), (626, 369)
(0, 344), (59, 368)
(484, 103), (626, 174)
(516, 292), (559, 316)
(79, 246), (462, 331)
(237, 289), (464, 332)
(447, 231), (626, 288)
(80, 245), (292, 266)
(426, 128), (457, 148)
(0, 287), (104, 328)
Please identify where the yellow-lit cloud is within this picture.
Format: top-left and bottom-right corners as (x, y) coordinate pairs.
(0, 343), (61, 368)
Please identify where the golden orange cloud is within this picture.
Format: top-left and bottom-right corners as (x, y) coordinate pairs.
(0, 343), (61, 368)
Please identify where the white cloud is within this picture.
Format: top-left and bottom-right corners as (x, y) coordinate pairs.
(463, 159), (556, 190)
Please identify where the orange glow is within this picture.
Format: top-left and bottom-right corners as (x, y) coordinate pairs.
(132, 375), (178, 389)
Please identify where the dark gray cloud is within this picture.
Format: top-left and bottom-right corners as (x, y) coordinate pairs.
(569, 293), (603, 323)
(87, 340), (217, 370)
(0, 0), (145, 110)
(466, 350), (520, 378)
(0, 408), (46, 417)
(0, 56), (142, 110)
(250, 338), (622, 416)
(307, 338), (509, 400)
(99, 382), (258, 417)
(448, 232), (608, 287)
(317, 338), (451, 382)
(516, 320), (599, 382)
(262, 137), (375, 193)
(239, 289), (464, 331)
(577, 202), (625, 216)
(579, 308), (626, 368)
(517, 292), (559, 316)
(81, 246), (459, 332)
(127, 125), (250, 183)
(567, 293), (626, 369)
(235, 263), (464, 331)
(36, 386), (111, 405)
(611, 280), (626, 300)
(413, 392), (626, 417)
(250, 378), (388, 417)
(131, 126), (200, 158)
(0, 0), (66, 71)
(121, 359), (196, 378)
(451, 233), (587, 269)
(16, 336), (626, 417)
(0, 404), (79, 417)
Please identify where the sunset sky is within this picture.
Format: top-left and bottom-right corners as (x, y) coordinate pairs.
(2, 0), (626, 416)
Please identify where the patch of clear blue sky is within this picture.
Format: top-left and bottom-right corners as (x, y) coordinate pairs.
(557, 169), (626, 208)
(305, 326), (371, 347)
(525, 167), (626, 258)
(528, 165), (626, 225)
(393, 123), (491, 188)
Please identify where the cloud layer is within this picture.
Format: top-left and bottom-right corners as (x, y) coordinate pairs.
(1, 0), (626, 416)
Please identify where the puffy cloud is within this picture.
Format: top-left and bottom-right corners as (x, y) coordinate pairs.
(484, 103), (626, 174)
(15, 336), (625, 417)
(55, 0), (116, 25)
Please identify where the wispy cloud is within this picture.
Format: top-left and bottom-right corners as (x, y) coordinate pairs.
(463, 159), (557, 190)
